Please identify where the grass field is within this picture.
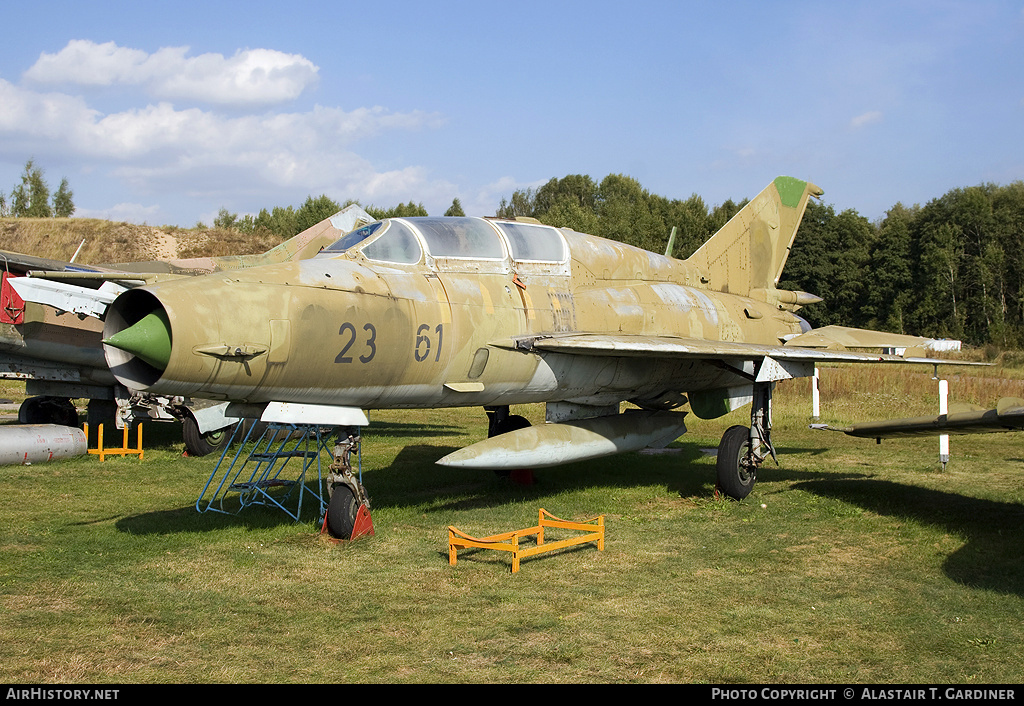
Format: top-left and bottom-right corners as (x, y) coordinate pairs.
(1, 364), (1022, 684)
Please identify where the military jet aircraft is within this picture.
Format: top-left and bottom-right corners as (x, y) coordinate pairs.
(0, 205), (372, 454)
(93, 176), (966, 537)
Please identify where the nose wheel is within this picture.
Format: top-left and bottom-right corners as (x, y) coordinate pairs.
(323, 428), (374, 540)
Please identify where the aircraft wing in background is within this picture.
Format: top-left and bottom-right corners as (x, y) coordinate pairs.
(813, 397), (1024, 440)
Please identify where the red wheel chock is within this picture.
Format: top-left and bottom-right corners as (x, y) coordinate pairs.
(351, 504), (375, 539)
(320, 503), (375, 542)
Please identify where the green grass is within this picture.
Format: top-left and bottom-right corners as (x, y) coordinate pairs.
(1, 368), (1023, 683)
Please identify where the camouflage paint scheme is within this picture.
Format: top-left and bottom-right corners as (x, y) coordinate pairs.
(105, 178), (821, 405)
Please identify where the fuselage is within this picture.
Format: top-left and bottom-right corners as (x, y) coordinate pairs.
(103, 217), (808, 410)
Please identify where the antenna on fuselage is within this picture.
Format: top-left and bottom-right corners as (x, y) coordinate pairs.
(663, 226), (677, 258)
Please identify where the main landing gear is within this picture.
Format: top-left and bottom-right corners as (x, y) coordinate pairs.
(485, 405), (530, 438)
(484, 405), (535, 485)
(715, 382), (776, 500)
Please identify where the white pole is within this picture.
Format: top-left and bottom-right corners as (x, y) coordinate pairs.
(939, 378), (949, 469)
(812, 365), (820, 420)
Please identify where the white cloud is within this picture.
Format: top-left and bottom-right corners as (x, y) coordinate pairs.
(24, 40), (319, 107)
(0, 77), (442, 175)
(1, 40), (458, 222)
(850, 110), (883, 129)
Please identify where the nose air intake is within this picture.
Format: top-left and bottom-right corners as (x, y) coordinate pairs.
(102, 288), (173, 390)
(103, 309), (172, 370)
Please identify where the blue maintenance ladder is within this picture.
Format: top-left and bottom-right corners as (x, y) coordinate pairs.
(195, 421), (334, 522)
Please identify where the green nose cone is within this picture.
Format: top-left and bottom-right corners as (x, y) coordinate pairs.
(104, 309), (172, 370)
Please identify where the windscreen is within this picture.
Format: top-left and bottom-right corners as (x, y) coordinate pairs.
(323, 221), (383, 253)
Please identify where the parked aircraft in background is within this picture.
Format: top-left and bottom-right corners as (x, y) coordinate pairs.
(89, 176), (975, 537)
(814, 397), (1024, 440)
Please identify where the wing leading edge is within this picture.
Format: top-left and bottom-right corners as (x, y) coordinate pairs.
(506, 331), (974, 367)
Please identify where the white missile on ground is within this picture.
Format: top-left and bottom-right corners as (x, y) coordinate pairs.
(0, 424), (88, 465)
(437, 410), (688, 470)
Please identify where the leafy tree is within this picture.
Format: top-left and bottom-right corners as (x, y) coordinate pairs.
(865, 203), (916, 333)
(542, 198), (599, 234)
(496, 188), (536, 219)
(367, 201), (428, 219)
(10, 160), (52, 217)
(990, 182), (1024, 345)
(708, 199), (746, 234)
(213, 208), (238, 230)
(52, 177), (74, 217)
(530, 175), (602, 233)
(294, 194), (342, 234)
(594, 174), (663, 252)
(444, 198), (465, 217)
(254, 205), (298, 238)
(9, 168), (28, 217)
(778, 202), (874, 328)
(653, 193), (714, 258)
(534, 175), (598, 216)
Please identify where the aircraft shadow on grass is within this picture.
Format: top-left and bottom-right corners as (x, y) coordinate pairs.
(794, 477), (1024, 597)
(113, 440), (717, 535)
(112, 438), (847, 535)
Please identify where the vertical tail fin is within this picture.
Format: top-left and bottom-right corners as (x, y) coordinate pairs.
(684, 176), (822, 299)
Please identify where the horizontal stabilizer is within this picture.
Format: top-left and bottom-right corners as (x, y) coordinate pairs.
(784, 325), (933, 352)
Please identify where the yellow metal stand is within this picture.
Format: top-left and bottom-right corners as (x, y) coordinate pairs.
(448, 508), (604, 573)
(83, 423), (144, 461)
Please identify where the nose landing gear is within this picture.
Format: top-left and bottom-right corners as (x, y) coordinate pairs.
(323, 428), (374, 540)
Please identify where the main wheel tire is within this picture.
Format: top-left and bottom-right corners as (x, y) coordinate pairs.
(327, 484), (359, 539)
(716, 424), (756, 500)
(182, 415), (233, 457)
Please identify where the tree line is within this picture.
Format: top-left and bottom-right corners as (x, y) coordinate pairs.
(0, 160), (75, 218)
(212, 196), (467, 236)
(778, 183), (1024, 349)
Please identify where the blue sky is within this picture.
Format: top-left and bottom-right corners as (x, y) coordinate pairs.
(0, 0), (1020, 228)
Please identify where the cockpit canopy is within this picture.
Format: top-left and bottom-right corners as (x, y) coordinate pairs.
(320, 217), (567, 265)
